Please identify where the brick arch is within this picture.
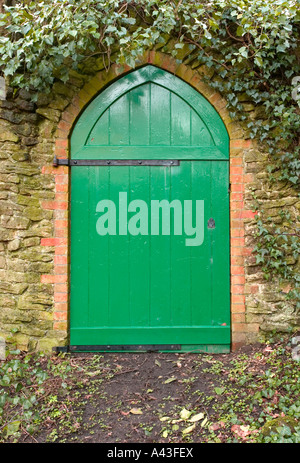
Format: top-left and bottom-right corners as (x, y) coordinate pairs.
(42, 50), (258, 351)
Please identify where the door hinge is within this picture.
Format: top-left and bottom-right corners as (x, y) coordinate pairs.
(53, 156), (179, 167)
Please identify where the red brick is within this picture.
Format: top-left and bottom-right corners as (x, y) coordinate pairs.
(42, 200), (68, 210)
(231, 303), (245, 313)
(231, 193), (243, 202)
(231, 265), (244, 275)
(242, 247), (253, 256)
(231, 285), (244, 294)
(55, 228), (68, 238)
(42, 165), (68, 175)
(54, 255), (68, 265)
(232, 313), (245, 323)
(230, 158), (243, 166)
(231, 332), (247, 342)
(55, 219), (68, 228)
(61, 110), (76, 124)
(231, 228), (244, 237)
(55, 245), (68, 255)
(230, 174), (244, 183)
(241, 210), (257, 219)
(230, 166), (243, 175)
(56, 139), (68, 149)
(232, 275), (245, 285)
(57, 120), (72, 132)
(230, 139), (252, 149)
(55, 183), (69, 193)
(54, 283), (68, 293)
(41, 238), (67, 247)
(232, 323), (247, 332)
(54, 147), (67, 158)
(231, 247), (244, 256)
(56, 129), (69, 139)
(230, 219), (243, 228)
(54, 321), (68, 331)
(231, 256), (244, 266)
(55, 302), (68, 312)
(231, 183), (244, 192)
(55, 175), (69, 185)
(54, 264), (68, 274)
(54, 312), (68, 321)
(231, 294), (245, 304)
(41, 274), (68, 284)
(231, 211), (246, 219)
(54, 292), (68, 303)
(55, 193), (68, 202)
(231, 202), (245, 212)
(54, 209), (68, 219)
(231, 237), (245, 247)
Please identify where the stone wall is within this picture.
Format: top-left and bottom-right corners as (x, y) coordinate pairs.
(0, 48), (298, 352)
(0, 79), (79, 351)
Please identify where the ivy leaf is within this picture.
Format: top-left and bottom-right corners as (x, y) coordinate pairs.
(236, 26), (244, 36)
(214, 387), (225, 395)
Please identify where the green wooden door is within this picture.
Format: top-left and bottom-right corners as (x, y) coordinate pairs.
(70, 66), (230, 352)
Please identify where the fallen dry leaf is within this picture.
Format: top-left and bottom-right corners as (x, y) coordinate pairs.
(180, 408), (192, 420)
(231, 424), (251, 440)
(189, 412), (204, 423)
(182, 423), (196, 435)
(130, 408), (143, 415)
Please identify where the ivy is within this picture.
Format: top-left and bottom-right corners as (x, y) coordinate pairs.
(0, 0), (299, 308)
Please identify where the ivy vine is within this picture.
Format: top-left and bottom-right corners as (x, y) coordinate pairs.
(0, 0), (299, 312)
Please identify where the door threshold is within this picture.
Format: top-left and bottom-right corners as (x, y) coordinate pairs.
(54, 344), (230, 354)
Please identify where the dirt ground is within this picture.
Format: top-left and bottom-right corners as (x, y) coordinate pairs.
(1, 336), (299, 443)
(27, 338), (298, 444)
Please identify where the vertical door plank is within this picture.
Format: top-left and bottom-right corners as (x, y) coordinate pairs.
(88, 166), (110, 328)
(169, 161), (191, 326)
(128, 166), (151, 327)
(171, 93), (191, 146)
(130, 84), (150, 145)
(70, 167), (90, 333)
(108, 166), (130, 326)
(190, 161), (212, 327)
(149, 166), (171, 327)
(109, 94), (130, 145)
(210, 161), (230, 327)
(150, 83), (171, 145)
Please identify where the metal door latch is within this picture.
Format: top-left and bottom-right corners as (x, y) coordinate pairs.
(207, 218), (215, 229)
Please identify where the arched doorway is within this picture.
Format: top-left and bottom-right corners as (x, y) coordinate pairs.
(70, 65), (230, 352)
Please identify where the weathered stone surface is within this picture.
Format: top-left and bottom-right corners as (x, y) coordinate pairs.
(260, 416), (298, 437)
(7, 238), (21, 251)
(15, 98), (35, 112)
(36, 107), (61, 122)
(0, 282), (28, 295)
(49, 96), (69, 111)
(37, 338), (63, 353)
(1, 215), (30, 230)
